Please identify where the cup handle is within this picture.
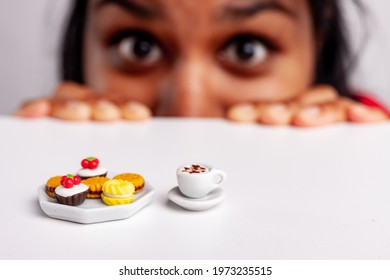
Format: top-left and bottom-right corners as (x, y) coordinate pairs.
(212, 170), (227, 188)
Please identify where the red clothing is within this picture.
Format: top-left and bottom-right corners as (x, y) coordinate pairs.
(353, 94), (390, 117)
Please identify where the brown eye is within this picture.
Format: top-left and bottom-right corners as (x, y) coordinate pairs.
(117, 34), (162, 65)
(220, 36), (268, 67)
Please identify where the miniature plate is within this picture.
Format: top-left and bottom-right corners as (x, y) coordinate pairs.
(168, 186), (224, 211)
(38, 176), (155, 224)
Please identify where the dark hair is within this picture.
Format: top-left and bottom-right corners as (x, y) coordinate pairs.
(61, 0), (88, 83)
(61, 0), (362, 97)
(309, 0), (364, 97)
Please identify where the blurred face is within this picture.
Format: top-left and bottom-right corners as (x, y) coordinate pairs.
(84, 0), (316, 117)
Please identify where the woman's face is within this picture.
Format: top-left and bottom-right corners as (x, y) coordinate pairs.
(84, 0), (316, 117)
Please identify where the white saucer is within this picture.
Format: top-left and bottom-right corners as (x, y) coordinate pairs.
(168, 187), (224, 211)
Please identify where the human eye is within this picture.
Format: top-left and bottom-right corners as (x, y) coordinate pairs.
(219, 34), (277, 73)
(110, 30), (164, 73)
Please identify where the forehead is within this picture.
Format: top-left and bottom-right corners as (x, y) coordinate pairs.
(91, 0), (310, 21)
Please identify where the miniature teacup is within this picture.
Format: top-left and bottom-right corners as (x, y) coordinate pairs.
(176, 163), (227, 198)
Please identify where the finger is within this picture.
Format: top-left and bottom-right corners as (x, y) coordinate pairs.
(257, 103), (294, 125)
(14, 98), (51, 118)
(347, 103), (388, 123)
(226, 103), (257, 123)
(292, 103), (345, 127)
(92, 99), (122, 122)
(51, 100), (92, 121)
(121, 101), (152, 121)
(53, 82), (94, 101)
(295, 85), (338, 106)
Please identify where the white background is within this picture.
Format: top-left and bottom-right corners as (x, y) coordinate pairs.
(0, 0), (390, 114)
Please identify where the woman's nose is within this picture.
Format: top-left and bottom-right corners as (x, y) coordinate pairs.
(155, 56), (223, 117)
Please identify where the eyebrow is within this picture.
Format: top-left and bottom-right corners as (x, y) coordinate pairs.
(96, 0), (161, 19)
(220, 0), (297, 21)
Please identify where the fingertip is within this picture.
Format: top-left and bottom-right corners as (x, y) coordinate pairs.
(347, 104), (388, 123)
(92, 100), (121, 122)
(293, 104), (346, 127)
(51, 100), (92, 121)
(14, 99), (51, 118)
(226, 103), (257, 123)
(292, 106), (322, 127)
(257, 104), (292, 125)
(121, 101), (152, 121)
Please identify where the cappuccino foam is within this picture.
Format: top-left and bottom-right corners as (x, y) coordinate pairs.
(181, 164), (209, 174)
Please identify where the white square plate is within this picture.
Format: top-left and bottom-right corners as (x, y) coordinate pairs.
(38, 177), (155, 224)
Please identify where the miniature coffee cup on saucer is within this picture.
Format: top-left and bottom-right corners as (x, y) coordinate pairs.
(176, 163), (227, 199)
(168, 163), (227, 211)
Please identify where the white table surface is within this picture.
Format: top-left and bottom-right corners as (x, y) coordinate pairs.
(1, 116), (390, 260)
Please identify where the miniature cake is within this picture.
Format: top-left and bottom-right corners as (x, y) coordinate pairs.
(45, 175), (62, 198)
(55, 174), (89, 206)
(101, 179), (135, 206)
(113, 173), (145, 193)
(81, 176), (110, 198)
(77, 157), (107, 180)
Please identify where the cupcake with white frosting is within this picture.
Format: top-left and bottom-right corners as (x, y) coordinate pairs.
(77, 157), (108, 180)
(55, 174), (89, 206)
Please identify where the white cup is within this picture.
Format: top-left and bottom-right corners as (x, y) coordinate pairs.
(176, 163), (227, 198)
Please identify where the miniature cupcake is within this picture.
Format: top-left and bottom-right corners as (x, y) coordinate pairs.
(55, 174), (89, 206)
(113, 173), (145, 193)
(45, 175), (62, 198)
(77, 157), (108, 180)
(101, 179), (135, 206)
(81, 176), (110, 198)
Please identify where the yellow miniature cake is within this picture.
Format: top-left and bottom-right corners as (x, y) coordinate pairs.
(101, 179), (135, 206)
(45, 176), (62, 198)
(81, 176), (110, 198)
(113, 173), (144, 193)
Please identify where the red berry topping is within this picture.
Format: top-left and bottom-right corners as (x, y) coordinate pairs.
(63, 177), (74, 189)
(73, 175), (81, 185)
(81, 157), (100, 169)
(60, 175), (67, 186)
(61, 174), (76, 188)
(81, 159), (89, 169)
(88, 159), (99, 169)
